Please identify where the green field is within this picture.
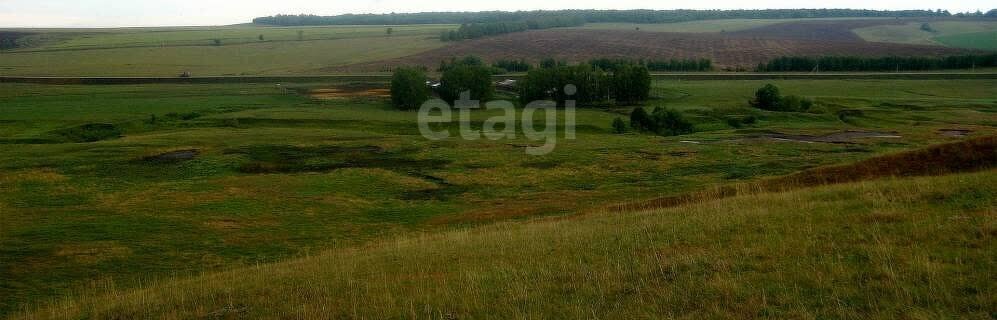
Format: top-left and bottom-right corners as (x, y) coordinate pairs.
(0, 25), (452, 76)
(1, 78), (995, 315)
(854, 20), (997, 50)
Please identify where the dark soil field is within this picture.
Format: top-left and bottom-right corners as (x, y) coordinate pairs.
(338, 27), (973, 71)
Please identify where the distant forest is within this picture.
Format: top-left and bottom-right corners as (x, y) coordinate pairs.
(253, 9), (968, 26)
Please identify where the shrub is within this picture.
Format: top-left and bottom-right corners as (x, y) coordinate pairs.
(781, 95), (814, 111)
(750, 84), (782, 110)
(612, 117), (628, 134)
(650, 107), (695, 136)
(630, 107), (652, 131)
(743, 115), (758, 125)
(630, 107), (695, 136)
(726, 117), (744, 129)
(390, 67), (430, 110)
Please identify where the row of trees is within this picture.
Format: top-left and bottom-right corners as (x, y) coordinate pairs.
(254, 9), (960, 26)
(756, 54), (997, 72)
(492, 59), (532, 72)
(439, 16), (584, 41)
(518, 62), (651, 106)
(589, 58), (713, 72)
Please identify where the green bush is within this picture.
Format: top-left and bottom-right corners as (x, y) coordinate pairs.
(750, 84), (813, 112)
(612, 118), (628, 134)
(750, 84), (782, 110)
(630, 107), (695, 136)
(726, 117), (744, 129)
(390, 67), (430, 110)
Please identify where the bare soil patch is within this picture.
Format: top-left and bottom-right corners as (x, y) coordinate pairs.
(310, 84), (390, 100)
(939, 129), (973, 137)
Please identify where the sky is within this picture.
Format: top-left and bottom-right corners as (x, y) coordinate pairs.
(0, 0), (993, 28)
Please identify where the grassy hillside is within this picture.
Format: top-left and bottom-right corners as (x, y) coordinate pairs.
(0, 25), (451, 76)
(1, 79), (994, 314)
(854, 20), (997, 50)
(14, 170), (995, 319)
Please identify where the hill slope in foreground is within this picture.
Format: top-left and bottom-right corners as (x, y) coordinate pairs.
(17, 168), (995, 318)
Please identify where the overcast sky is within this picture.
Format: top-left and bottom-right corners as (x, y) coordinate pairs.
(0, 0), (993, 28)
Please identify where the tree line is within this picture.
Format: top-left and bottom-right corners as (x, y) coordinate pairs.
(440, 16), (584, 41)
(756, 54), (997, 72)
(254, 9), (959, 26)
(589, 58), (713, 72)
(516, 62), (651, 107)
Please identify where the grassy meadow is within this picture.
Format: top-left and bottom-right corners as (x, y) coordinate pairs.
(1, 78), (995, 315)
(854, 20), (997, 49)
(0, 25), (452, 76)
(12, 169), (996, 319)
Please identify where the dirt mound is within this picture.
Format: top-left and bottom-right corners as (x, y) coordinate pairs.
(332, 28), (971, 71)
(311, 88), (390, 100)
(728, 19), (909, 41)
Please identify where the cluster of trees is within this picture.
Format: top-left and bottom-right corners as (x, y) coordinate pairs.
(439, 16), (584, 41)
(390, 67), (430, 110)
(750, 84), (813, 112)
(589, 58), (713, 72)
(518, 62), (651, 106)
(438, 59), (495, 103)
(253, 9), (956, 26)
(492, 59), (532, 72)
(756, 54), (997, 72)
(392, 58), (496, 109)
(623, 107), (695, 136)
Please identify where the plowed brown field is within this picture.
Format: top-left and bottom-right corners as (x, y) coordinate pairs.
(333, 26), (972, 72)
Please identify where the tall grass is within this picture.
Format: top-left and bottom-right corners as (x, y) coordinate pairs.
(14, 170), (995, 319)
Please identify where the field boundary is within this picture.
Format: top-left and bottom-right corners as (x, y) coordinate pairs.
(2, 72), (997, 84)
